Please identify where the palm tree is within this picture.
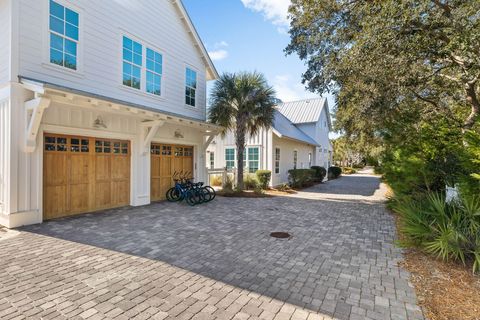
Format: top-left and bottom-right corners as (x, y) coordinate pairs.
(209, 72), (276, 190)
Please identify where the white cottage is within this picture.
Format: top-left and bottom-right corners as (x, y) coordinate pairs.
(0, 0), (220, 227)
(207, 98), (333, 186)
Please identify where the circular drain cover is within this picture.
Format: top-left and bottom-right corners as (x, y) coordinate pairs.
(270, 232), (291, 239)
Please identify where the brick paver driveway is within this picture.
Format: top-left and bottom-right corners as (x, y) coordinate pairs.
(1, 170), (424, 320)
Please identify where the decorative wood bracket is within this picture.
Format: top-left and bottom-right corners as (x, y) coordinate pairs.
(25, 97), (51, 153)
(141, 120), (165, 155)
(203, 134), (216, 150)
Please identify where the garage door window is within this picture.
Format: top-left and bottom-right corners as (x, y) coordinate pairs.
(70, 138), (89, 152)
(45, 136), (67, 151)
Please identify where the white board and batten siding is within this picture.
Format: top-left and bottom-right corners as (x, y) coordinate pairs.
(17, 0), (208, 120)
(0, 97), (10, 217)
(0, 0), (12, 85)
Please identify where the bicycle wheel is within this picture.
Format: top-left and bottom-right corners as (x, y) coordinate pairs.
(185, 190), (197, 206)
(204, 186), (216, 201)
(200, 187), (212, 202)
(166, 188), (176, 202)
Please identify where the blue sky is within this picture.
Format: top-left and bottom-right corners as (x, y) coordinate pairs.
(182, 0), (335, 109)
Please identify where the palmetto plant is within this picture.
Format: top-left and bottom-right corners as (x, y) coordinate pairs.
(209, 72), (276, 190)
(393, 193), (480, 273)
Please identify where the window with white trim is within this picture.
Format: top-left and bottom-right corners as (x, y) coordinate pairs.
(209, 152), (215, 169)
(293, 150), (298, 169)
(308, 152), (312, 168)
(185, 68), (197, 107)
(247, 147), (259, 173)
(49, 0), (79, 70)
(225, 148), (235, 169)
(274, 148), (280, 174)
(122, 36), (142, 89)
(146, 48), (162, 96)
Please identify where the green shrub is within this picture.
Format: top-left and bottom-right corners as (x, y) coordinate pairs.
(328, 166), (342, 179)
(223, 176), (234, 192)
(310, 166), (327, 182)
(256, 170), (271, 189)
(341, 167), (357, 175)
(244, 174), (259, 190)
(277, 183), (290, 192)
(288, 169), (315, 188)
(393, 192), (480, 273)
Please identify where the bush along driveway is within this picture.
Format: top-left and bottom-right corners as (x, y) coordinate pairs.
(0, 171), (424, 320)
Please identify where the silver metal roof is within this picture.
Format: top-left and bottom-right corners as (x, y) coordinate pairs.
(272, 111), (319, 146)
(277, 98), (327, 124)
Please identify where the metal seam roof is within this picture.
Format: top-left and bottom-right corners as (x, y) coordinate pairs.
(272, 110), (319, 146)
(277, 98), (327, 124)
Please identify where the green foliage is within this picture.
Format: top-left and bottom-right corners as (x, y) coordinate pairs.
(255, 170), (271, 190)
(310, 166), (327, 182)
(222, 176), (234, 193)
(393, 193), (480, 273)
(243, 174), (259, 190)
(209, 72), (276, 190)
(277, 183), (290, 192)
(341, 167), (357, 175)
(288, 169), (315, 188)
(328, 166), (342, 179)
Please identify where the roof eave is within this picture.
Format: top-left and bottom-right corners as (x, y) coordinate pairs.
(173, 0), (219, 80)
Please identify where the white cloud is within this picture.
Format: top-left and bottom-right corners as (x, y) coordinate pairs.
(208, 41), (229, 61)
(241, 0), (290, 33)
(273, 75), (319, 102)
(208, 49), (229, 61)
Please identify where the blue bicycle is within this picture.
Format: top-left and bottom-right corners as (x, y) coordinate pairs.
(166, 171), (215, 206)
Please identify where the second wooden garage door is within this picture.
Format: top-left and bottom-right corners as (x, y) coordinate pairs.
(43, 134), (130, 220)
(150, 144), (194, 201)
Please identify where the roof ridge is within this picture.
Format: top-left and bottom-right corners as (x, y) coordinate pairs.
(278, 97), (325, 106)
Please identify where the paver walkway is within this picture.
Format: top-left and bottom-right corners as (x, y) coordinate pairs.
(0, 170), (424, 320)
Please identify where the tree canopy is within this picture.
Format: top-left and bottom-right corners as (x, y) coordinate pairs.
(209, 72), (276, 189)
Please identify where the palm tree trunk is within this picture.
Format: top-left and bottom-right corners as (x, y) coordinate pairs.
(236, 117), (247, 190)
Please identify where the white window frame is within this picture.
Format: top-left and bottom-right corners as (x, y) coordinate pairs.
(184, 65), (198, 108)
(274, 147), (280, 174)
(209, 151), (215, 169)
(246, 146), (260, 173)
(308, 152), (312, 168)
(122, 35), (143, 91)
(118, 32), (167, 99)
(225, 148), (235, 169)
(42, 0), (84, 76)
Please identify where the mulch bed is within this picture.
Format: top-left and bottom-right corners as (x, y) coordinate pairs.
(391, 206), (480, 320)
(400, 249), (480, 320)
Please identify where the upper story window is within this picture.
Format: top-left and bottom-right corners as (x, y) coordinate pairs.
(122, 36), (142, 89)
(49, 0), (79, 70)
(146, 48), (163, 96)
(275, 148), (280, 174)
(185, 68), (197, 107)
(225, 148), (235, 169)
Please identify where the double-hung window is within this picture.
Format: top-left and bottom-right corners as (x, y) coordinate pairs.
(308, 152), (312, 168)
(293, 150), (298, 169)
(209, 152), (215, 169)
(247, 147), (259, 173)
(275, 148), (280, 174)
(146, 48), (162, 95)
(225, 148), (235, 169)
(49, 0), (79, 70)
(185, 68), (197, 107)
(122, 36), (142, 89)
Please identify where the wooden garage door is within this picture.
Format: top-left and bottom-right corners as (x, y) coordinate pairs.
(43, 134), (130, 220)
(150, 144), (193, 201)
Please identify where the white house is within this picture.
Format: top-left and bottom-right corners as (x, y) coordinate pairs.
(207, 98), (333, 186)
(0, 0), (220, 228)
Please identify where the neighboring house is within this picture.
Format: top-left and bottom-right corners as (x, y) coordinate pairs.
(207, 98), (333, 186)
(0, 0), (220, 228)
